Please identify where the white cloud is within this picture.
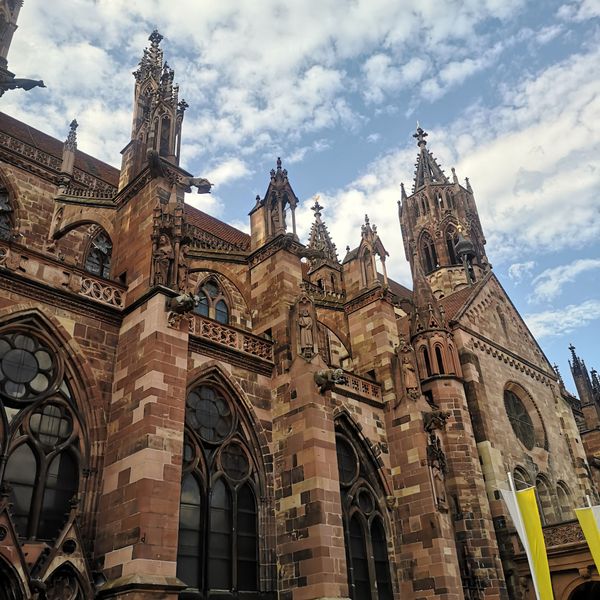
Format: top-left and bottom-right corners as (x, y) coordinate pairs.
(531, 258), (600, 302)
(287, 139), (330, 164)
(558, 0), (600, 21)
(525, 299), (600, 338)
(508, 261), (536, 283)
(185, 193), (225, 218)
(205, 158), (251, 187)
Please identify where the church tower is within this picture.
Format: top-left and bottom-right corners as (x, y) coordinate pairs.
(119, 30), (188, 190)
(399, 125), (490, 299)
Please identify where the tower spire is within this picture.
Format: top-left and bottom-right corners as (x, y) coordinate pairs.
(306, 197), (339, 271)
(412, 124), (448, 192)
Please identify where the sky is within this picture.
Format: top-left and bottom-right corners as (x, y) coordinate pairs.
(3, 0), (600, 394)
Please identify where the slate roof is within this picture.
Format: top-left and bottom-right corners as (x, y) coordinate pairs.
(0, 111), (120, 187)
(184, 204), (251, 251)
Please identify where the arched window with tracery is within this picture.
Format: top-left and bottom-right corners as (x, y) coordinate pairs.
(84, 228), (112, 279)
(194, 278), (230, 324)
(0, 326), (85, 544)
(445, 226), (460, 265)
(336, 423), (393, 600)
(0, 186), (13, 241)
(177, 376), (260, 597)
(536, 475), (558, 525)
(556, 481), (574, 521)
(420, 233), (437, 274)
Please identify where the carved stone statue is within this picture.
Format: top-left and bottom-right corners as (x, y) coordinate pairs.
(314, 368), (344, 394)
(298, 308), (314, 357)
(424, 410), (451, 433)
(177, 243), (189, 291)
(427, 433), (448, 511)
(153, 234), (174, 286)
(402, 355), (418, 392)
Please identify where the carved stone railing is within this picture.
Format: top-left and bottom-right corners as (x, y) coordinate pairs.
(191, 315), (273, 362)
(58, 187), (116, 201)
(335, 371), (383, 404)
(0, 240), (126, 310)
(542, 520), (585, 548)
(78, 276), (125, 308)
(300, 280), (346, 303)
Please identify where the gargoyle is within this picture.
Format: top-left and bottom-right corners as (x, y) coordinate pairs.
(168, 292), (197, 314)
(424, 410), (451, 432)
(314, 368), (345, 394)
(179, 176), (213, 194)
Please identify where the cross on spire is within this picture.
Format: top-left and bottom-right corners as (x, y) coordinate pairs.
(413, 125), (428, 147)
(311, 197), (323, 218)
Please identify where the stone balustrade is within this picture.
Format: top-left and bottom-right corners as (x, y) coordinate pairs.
(335, 371), (382, 404)
(0, 240), (126, 309)
(300, 280), (346, 303)
(191, 315), (273, 362)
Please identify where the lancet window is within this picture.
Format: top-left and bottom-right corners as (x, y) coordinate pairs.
(0, 187), (13, 241)
(445, 226), (460, 265)
(177, 377), (259, 597)
(194, 278), (230, 324)
(84, 228), (112, 279)
(0, 326), (84, 543)
(336, 423), (393, 600)
(420, 233), (437, 274)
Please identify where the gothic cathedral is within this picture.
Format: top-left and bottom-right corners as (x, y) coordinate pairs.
(0, 8), (599, 600)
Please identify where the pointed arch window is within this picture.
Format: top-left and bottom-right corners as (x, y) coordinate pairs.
(0, 187), (13, 241)
(556, 481), (574, 521)
(446, 227), (460, 265)
(177, 379), (260, 597)
(336, 428), (393, 600)
(194, 278), (230, 324)
(420, 233), (437, 274)
(84, 228), (112, 279)
(535, 475), (557, 525)
(434, 346), (445, 375)
(0, 328), (84, 543)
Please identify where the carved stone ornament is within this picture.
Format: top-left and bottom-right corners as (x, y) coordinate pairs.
(45, 570), (81, 600)
(427, 432), (448, 511)
(314, 368), (344, 394)
(294, 295), (317, 361)
(177, 243), (190, 292)
(153, 233), (174, 286)
(394, 336), (420, 403)
(424, 410), (451, 433)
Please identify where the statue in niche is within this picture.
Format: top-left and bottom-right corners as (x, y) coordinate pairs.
(298, 308), (314, 358)
(177, 243), (189, 291)
(427, 433), (448, 511)
(153, 234), (174, 286)
(394, 337), (420, 404)
(402, 355), (418, 395)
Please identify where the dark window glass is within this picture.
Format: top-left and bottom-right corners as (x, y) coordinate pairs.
(208, 479), (232, 590)
(349, 515), (370, 599)
(84, 231), (112, 279)
(215, 300), (229, 324)
(205, 282), (220, 298)
(447, 230), (459, 264)
(221, 442), (250, 482)
(336, 437), (358, 486)
(186, 386), (233, 444)
(30, 404), (72, 446)
(237, 483), (258, 591)
(38, 451), (78, 541)
(0, 189), (12, 241)
(4, 444), (37, 537)
(177, 474), (202, 589)
(504, 390), (535, 450)
(435, 347), (445, 375)
(371, 518), (393, 600)
(160, 116), (171, 156)
(422, 347), (432, 377)
(194, 292), (209, 317)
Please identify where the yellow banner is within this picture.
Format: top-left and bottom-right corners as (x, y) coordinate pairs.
(516, 487), (554, 600)
(575, 506), (600, 574)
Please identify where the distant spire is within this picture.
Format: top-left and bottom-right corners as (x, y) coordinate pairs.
(306, 197), (339, 270)
(412, 124), (449, 191)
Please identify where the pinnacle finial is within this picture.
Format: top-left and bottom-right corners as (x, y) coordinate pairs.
(149, 30), (163, 46)
(413, 124), (428, 147)
(311, 196), (323, 218)
(277, 156), (282, 171)
(64, 118), (78, 151)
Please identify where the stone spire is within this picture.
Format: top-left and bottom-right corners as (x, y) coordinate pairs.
(410, 257), (446, 338)
(569, 344), (595, 406)
(59, 119), (78, 185)
(119, 30), (188, 189)
(412, 125), (449, 192)
(306, 198), (338, 271)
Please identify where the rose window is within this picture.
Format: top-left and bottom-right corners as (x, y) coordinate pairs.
(504, 389), (535, 450)
(185, 385), (234, 443)
(0, 333), (55, 400)
(221, 442), (250, 481)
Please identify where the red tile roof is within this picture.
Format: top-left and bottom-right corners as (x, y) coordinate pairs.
(184, 204), (250, 250)
(439, 284), (479, 321)
(377, 273), (412, 301)
(0, 112), (120, 187)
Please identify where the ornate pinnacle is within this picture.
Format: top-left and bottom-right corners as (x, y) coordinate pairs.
(277, 156), (282, 171)
(64, 119), (78, 151)
(413, 125), (428, 147)
(149, 29), (163, 47)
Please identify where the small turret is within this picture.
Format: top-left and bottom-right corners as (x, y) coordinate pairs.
(59, 119), (78, 186)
